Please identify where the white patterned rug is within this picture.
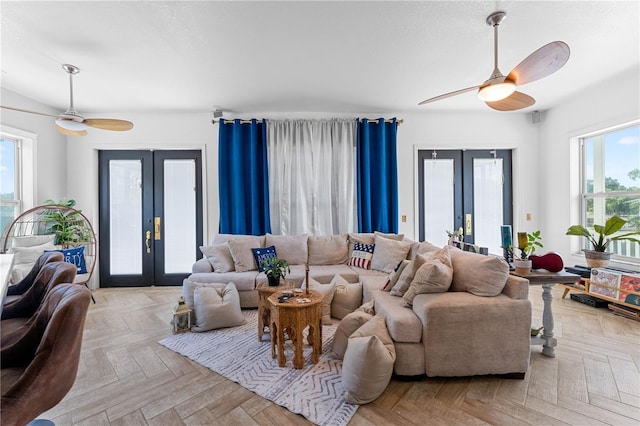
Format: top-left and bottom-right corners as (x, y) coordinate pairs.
(158, 310), (358, 426)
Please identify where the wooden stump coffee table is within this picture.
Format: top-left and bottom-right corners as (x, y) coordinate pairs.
(268, 289), (323, 369)
(257, 282), (289, 341)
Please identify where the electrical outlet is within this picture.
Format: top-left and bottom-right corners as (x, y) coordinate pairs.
(526, 213), (532, 221)
(401, 215), (407, 223)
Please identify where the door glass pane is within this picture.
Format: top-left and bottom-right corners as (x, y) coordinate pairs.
(164, 159), (196, 273)
(473, 158), (503, 255)
(109, 160), (142, 274)
(423, 159), (454, 247)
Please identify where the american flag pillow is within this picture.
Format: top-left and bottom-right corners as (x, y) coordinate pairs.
(348, 242), (375, 269)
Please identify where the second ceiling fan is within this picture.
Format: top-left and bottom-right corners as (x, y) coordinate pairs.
(418, 11), (570, 111)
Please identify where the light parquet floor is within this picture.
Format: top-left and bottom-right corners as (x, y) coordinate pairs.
(41, 285), (640, 425)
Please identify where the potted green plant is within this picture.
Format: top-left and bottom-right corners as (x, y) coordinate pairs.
(40, 199), (93, 248)
(260, 256), (290, 287)
(509, 230), (543, 274)
(566, 216), (640, 268)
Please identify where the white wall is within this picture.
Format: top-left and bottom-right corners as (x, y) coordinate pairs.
(539, 65), (640, 272)
(70, 110), (536, 245)
(1, 88), (68, 205)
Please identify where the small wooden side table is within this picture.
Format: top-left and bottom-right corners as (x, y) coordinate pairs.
(268, 289), (323, 369)
(257, 282), (288, 341)
(511, 269), (581, 358)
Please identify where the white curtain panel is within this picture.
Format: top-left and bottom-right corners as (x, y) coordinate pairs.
(266, 119), (357, 236)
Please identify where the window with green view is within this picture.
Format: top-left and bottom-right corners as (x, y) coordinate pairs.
(581, 123), (640, 260)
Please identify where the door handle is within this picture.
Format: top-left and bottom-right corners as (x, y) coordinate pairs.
(465, 213), (472, 236)
(154, 217), (161, 240)
(145, 231), (152, 253)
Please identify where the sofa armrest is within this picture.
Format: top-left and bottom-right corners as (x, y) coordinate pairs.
(192, 258), (213, 273)
(501, 274), (529, 299)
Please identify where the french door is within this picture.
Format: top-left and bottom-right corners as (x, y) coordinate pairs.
(98, 150), (203, 287)
(418, 149), (512, 255)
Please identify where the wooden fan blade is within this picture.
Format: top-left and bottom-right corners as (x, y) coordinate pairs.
(55, 123), (87, 136)
(418, 85), (479, 105)
(507, 41), (570, 86)
(486, 91), (535, 111)
(1, 105), (59, 118)
(84, 118), (134, 131)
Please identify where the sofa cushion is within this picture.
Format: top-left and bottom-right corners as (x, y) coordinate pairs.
(11, 234), (56, 248)
(374, 231), (404, 241)
(331, 310), (373, 359)
(309, 265), (359, 284)
(348, 242), (375, 270)
(308, 234), (349, 265)
(361, 275), (388, 304)
(228, 236), (264, 272)
(200, 242), (235, 272)
(382, 260), (410, 291)
(188, 271), (258, 292)
(330, 274), (363, 319)
(308, 277), (336, 325)
(342, 315), (396, 405)
(449, 248), (509, 297)
(251, 245), (277, 272)
(192, 283), (245, 332)
(212, 233), (265, 246)
(389, 254), (429, 297)
(372, 290), (422, 343)
(402, 247), (453, 307)
(370, 234), (413, 274)
(265, 234), (308, 265)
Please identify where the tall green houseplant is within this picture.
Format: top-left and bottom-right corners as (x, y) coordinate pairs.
(40, 199), (92, 248)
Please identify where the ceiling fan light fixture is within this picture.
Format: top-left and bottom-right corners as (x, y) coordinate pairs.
(55, 119), (87, 131)
(477, 81), (516, 102)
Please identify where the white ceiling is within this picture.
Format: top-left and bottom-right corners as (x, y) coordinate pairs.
(1, 1), (639, 116)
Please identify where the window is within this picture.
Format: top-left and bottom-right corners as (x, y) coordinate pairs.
(580, 122), (640, 261)
(0, 137), (21, 234)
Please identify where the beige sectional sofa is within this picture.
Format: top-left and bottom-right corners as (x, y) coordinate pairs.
(187, 232), (532, 378)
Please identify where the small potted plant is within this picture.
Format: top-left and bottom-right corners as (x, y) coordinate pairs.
(260, 256), (290, 287)
(509, 230), (543, 274)
(566, 216), (640, 268)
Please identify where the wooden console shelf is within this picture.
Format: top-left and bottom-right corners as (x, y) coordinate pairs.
(560, 278), (640, 312)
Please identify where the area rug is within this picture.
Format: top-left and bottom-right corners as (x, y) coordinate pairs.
(158, 310), (358, 426)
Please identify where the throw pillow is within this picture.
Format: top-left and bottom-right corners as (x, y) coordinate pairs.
(449, 248), (509, 296)
(389, 254), (429, 297)
(370, 235), (413, 273)
(331, 310), (373, 359)
(357, 300), (375, 315)
(330, 274), (363, 320)
(11, 234), (56, 248)
(308, 277), (336, 325)
(9, 242), (57, 283)
(402, 247), (453, 307)
(199, 243), (235, 273)
(46, 245), (88, 274)
(347, 233), (374, 258)
(342, 315), (396, 404)
(308, 234), (349, 265)
(192, 283), (245, 332)
(348, 242), (375, 270)
(227, 236), (263, 272)
(383, 260), (410, 291)
(251, 245), (277, 272)
(265, 234), (308, 265)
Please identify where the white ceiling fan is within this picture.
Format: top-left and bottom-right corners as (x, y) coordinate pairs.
(1, 64), (134, 136)
(418, 11), (570, 111)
